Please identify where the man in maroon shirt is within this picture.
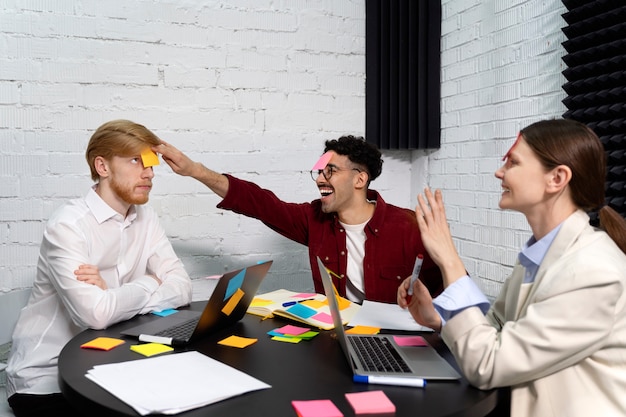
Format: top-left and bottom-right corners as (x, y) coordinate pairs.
(154, 136), (442, 304)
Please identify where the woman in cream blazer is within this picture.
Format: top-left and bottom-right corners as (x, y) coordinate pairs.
(398, 119), (626, 417)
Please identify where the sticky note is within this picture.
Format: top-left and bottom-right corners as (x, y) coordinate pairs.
(295, 331), (319, 340)
(268, 329), (318, 340)
(222, 287), (245, 316)
(272, 335), (302, 343)
(345, 390), (395, 414)
(292, 399), (343, 417)
(276, 325), (311, 336)
(130, 342), (173, 357)
(152, 308), (178, 317)
(346, 325), (380, 335)
(140, 149), (160, 168)
(312, 151), (333, 170)
(218, 335), (258, 348)
(300, 299), (325, 309)
(312, 311), (334, 324)
(250, 298), (273, 307)
(225, 269), (245, 300)
(393, 335), (429, 347)
(294, 292), (318, 298)
(285, 303), (317, 319)
(80, 337), (125, 351)
(502, 131), (522, 161)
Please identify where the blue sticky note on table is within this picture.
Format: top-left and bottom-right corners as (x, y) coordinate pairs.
(225, 269), (246, 300)
(152, 309), (178, 317)
(286, 303), (317, 319)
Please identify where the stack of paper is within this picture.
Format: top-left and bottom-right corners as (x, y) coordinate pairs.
(348, 300), (433, 332)
(85, 351), (270, 415)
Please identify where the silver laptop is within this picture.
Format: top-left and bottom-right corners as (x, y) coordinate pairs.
(121, 260), (273, 346)
(317, 257), (460, 381)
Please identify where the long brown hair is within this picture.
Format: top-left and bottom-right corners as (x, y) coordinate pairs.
(521, 119), (626, 254)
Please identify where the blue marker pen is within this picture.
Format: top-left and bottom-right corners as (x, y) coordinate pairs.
(353, 375), (426, 388)
(282, 298), (315, 307)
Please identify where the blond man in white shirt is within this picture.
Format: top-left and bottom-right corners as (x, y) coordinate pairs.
(6, 120), (192, 417)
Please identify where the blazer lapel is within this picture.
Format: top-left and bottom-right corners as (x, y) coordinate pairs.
(513, 210), (590, 318)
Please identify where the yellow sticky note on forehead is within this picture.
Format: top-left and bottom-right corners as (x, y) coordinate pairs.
(141, 149), (160, 167)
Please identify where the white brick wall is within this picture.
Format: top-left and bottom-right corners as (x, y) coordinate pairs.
(438, 0), (568, 298)
(0, 0), (568, 301)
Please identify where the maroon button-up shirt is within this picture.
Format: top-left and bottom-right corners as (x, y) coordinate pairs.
(218, 175), (442, 303)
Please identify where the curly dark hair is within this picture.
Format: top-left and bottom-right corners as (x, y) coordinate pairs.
(324, 135), (383, 183)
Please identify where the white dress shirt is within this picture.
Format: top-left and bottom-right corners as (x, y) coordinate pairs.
(6, 187), (192, 397)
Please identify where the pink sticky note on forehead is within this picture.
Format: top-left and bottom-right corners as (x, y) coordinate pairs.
(312, 151), (333, 170)
(502, 132), (522, 161)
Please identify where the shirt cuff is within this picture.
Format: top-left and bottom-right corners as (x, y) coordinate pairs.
(433, 275), (490, 325)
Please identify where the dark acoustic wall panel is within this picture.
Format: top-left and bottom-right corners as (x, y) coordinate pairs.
(561, 0), (626, 221)
(365, 0), (441, 150)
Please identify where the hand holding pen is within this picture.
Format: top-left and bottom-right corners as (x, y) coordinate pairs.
(406, 254), (423, 303)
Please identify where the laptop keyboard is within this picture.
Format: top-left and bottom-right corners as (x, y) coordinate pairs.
(154, 318), (198, 340)
(349, 335), (412, 373)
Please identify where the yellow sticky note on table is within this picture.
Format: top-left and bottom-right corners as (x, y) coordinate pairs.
(80, 337), (126, 351)
(272, 336), (302, 344)
(141, 149), (160, 168)
(130, 343), (173, 357)
(218, 335), (258, 348)
(250, 298), (273, 307)
(346, 325), (380, 335)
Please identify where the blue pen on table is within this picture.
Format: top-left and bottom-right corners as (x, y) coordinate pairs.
(406, 254), (424, 302)
(282, 298), (315, 307)
(353, 375), (426, 388)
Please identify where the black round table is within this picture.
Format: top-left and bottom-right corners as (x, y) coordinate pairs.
(59, 302), (498, 417)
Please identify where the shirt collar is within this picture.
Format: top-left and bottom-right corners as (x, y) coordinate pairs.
(85, 185), (138, 224)
(519, 223), (563, 269)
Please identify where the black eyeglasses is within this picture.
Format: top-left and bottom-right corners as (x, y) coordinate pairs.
(310, 165), (362, 181)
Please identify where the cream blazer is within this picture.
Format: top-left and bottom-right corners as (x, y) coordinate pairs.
(442, 210), (626, 417)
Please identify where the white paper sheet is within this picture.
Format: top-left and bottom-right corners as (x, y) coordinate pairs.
(348, 300), (434, 332)
(85, 351), (271, 415)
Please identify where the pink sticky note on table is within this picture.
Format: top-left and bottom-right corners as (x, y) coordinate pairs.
(277, 324), (310, 336)
(312, 311), (334, 324)
(393, 335), (429, 347)
(312, 151), (333, 170)
(292, 399), (343, 417)
(345, 390), (396, 414)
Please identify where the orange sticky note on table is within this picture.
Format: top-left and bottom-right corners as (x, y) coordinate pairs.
(345, 390), (396, 414)
(292, 399), (343, 417)
(218, 335), (258, 348)
(141, 149), (160, 168)
(222, 287), (245, 316)
(80, 337), (125, 351)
